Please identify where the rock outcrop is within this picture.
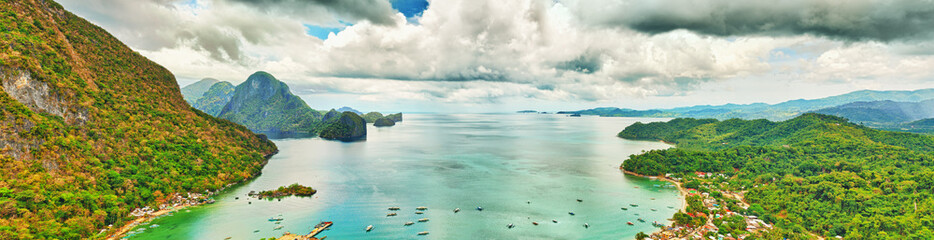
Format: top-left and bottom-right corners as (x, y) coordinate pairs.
(373, 117), (396, 127)
(319, 112), (367, 141)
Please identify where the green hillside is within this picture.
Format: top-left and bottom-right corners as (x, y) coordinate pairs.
(812, 99), (934, 125)
(619, 114), (934, 239)
(0, 1), (276, 239)
(180, 78), (219, 104)
(217, 71), (323, 133)
(192, 81), (235, 116)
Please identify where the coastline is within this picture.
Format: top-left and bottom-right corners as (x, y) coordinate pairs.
(105, 151), (278, 240)
(622, 169), (688, 233)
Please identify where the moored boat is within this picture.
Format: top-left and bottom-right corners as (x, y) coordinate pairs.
(388, 207), (400, 210)
(568, 212), (575, 216)
(507, 223), (515, 229)
(404, 222), (415, 226)
(532, 222), (539, 225)
(416, 206), (428, 210)
(366, 225), (373, 232)
(387, 213), (397, 216)
(268, 217), (284, 221)
(418, 231), (429, 235)
(274, 225), (283, 230)
(415, 211), (424, 214)
(627, 222), (634, 225)
(454, 208), (460, 213)
(476, 206), (483, 211)
(584, 223), (589, 228)
(418, 218), (429, 222)
(552, 219), (558, 223)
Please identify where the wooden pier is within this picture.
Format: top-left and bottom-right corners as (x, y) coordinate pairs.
(277, 221), (332, 240)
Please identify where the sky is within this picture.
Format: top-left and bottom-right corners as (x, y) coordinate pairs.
(57, 0), (934, 113)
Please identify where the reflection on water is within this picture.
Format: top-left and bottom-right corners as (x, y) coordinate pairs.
(130, 114), (679, 240)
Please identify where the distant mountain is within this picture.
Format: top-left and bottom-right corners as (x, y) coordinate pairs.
(336, 106), (363, 115)
(181, 78), (220, 104)
(374, 117), (396, 127)
(564, 88), (934, 121)
(557, 107), (670, 117)
(811, 99), (934, 124)
(192, 81), (235, 116)
(0, 1), (275, 238)
(362, 112), (384, 123)
(218, 71), (323, 133)
(386, 113), (403, 122)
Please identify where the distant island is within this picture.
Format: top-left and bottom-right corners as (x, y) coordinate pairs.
(619, 113), (934, 239)
(516, 110), (537, 113)
(250, 184), (317, 199)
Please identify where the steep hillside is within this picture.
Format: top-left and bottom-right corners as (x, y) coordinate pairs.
(619, 114), (934, 239)
(217, 71), (323, 133)
(319, 112), (367, 141)
(192, 81), (234, 116)
(0, 1), (276, 239)
(180, 78), (219, 104)
(811, 99), (934, 124)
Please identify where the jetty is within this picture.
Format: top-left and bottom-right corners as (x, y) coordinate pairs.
(277, 221), (332, 240)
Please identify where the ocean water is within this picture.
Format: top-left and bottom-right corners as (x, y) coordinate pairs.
(128, 114), (680, 240)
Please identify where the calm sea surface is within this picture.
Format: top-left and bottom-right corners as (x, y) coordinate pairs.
(128, 114), (679, 240)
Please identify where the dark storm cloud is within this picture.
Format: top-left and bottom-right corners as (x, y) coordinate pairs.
(598, 0), (934, 42)
(227, 0), (398, 25)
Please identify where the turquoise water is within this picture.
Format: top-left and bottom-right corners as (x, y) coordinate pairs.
(128, 114), (680, 239)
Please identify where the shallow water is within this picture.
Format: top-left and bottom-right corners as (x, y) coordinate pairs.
(129, 114), (680, 240)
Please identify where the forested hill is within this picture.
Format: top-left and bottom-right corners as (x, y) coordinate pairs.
(618, 113), (934, 239)
(0, 1), (276, 239)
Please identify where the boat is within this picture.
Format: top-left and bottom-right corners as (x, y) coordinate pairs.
(416, 206), (428, 210)
(668, 206), (674, 209)
(268, 217), (284, 221)
(637, 218), (645, 222)
(651, 208), (657, 211)
(253, 230), (260, 233)
(552, 219), (558, 223)
(418, 231), (429, 235)
(569, 113), (581, 117)
(387, 213), (397, 217)
(274, 225), (283, 230)
(627, 222), (634, 226)
(418, 218), (429, 222)
(507, 223), (515, 229)
(630, 204), (638, 207)
(454, 208), (460, 213)
(576, 199), (583, 202)
(532, 222), (539, 225)
(476, 206), (483, 211)
(404, 222), (415, 226)
(366, 225), (373, 232)
(621, 207), (628, 210)
(584, 223), (589, 228)
(415, 211), (424, 214)
(650, 198), (656, 200)
(225, 237), (232, 240)
(388, 207), (400, 210)
(568, 212), (575, 216)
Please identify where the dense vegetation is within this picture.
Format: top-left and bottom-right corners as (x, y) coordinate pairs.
(252, 184), (316, 199)
(362, 112), (384, 123)
(179, 78), (219, 104)
(217, 71), (323, 133)
(191, 81), (234, 116)
(386, 113), (402, 122)
(619, 113), (934, 239)
(0, 1), (276, 239)
(319, 112), (367, 141)
(557, 107), (669, 117)
(373, 117), (395, 127)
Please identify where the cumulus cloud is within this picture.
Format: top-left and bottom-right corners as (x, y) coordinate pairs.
(57, 0), (934, 107)
(577, 0), (934, 42)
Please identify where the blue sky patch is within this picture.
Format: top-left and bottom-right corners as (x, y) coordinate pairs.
(392, 0), (429, 23)
(304, 24), (346, 40)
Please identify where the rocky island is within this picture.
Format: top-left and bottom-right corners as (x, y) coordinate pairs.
(319, 111), (367, 141)
(250, 184), (317, 199)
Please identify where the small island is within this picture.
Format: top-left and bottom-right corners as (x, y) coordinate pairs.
(250, 184), (317, 199)
(374, 117), (396, 127)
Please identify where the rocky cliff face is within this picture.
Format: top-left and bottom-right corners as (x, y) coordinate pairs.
(1, 67), (87, 124)
(373, 117), (395, 127)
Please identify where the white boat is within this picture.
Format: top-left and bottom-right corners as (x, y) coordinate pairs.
(274, 226), (283, 230)
(416, 206), (428, 210)
(418, 218), (429, 222)
(366, 225), (373, 232)
(552, 219), (558, 223)
(387, 213), (397, 216)
(418, 231), (429, 235)
(454, 208), (460, 213)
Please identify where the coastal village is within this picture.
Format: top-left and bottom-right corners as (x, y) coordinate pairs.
(641, 171), (775, 240)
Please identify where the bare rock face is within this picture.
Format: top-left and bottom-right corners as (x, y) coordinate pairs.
(1, 67), (87, 124)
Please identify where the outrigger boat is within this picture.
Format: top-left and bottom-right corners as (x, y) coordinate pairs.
(387, 213), (397, 217)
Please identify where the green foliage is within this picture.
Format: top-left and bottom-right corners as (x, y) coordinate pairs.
(179, 78), (219, 104)
(619, 113), (934, 239)
(373, 117), (395, 127)
(362, 112), (383, 123)
(0, 2), (276, 239)
(216, 71), (323, 133)
(255, 183), (316, 199)
(319, 112), (366, 141)
(191, 81), (234, 116)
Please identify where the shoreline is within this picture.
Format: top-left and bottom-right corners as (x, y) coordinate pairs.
(105, 151), (278, 240)
(622, 169), (689, 233)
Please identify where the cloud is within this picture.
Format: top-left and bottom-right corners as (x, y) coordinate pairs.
(578, 0), (934, 42)
(57, 0), (934, 107)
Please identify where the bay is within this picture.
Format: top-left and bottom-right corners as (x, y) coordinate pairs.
(128, 114), (680, 239)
